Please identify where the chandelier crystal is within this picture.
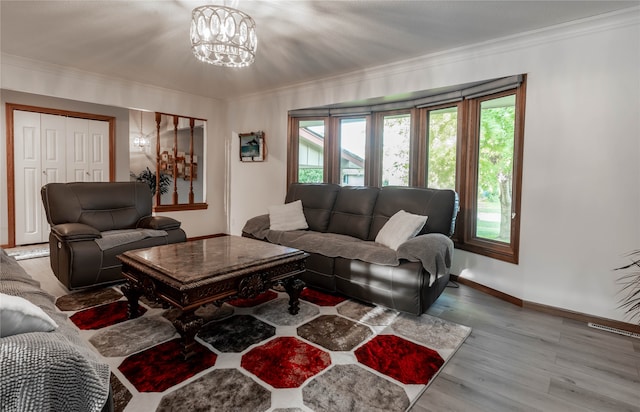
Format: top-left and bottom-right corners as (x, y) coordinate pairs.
(190, 5), (257, 68)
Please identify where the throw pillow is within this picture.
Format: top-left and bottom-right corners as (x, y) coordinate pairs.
(0, 293), (58, 338)
(269, 200), (309, 231)
(375, 210), (428, 251)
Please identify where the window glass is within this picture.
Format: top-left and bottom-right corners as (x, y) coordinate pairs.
(475, 94), (516, 242)
(427, 107), (457, 190)
(339, 118), (367, 186)
(297, 119), (325, 183)
(382, 114), (411, 186)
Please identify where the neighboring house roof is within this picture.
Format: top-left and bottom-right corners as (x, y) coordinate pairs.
(299, 127), (363, 168)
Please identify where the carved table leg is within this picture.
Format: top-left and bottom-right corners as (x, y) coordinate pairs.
(173, 310), (205, 360)
(283, 277), (305, 315)
(121, 281), (143, 319)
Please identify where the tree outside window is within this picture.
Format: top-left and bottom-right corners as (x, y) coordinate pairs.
(382, 114), (411, 186)
(476, 95), (516, 242)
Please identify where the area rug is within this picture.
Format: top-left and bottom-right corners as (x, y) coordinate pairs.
(6, 245), (49, 260)
(56, 286), (471, 412)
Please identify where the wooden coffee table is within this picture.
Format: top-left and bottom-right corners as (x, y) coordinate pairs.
(118, 236), (308, 359)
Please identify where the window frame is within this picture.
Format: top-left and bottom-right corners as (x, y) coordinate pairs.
(458, 87), (526, 263)
(288, 116), (330, 185)
(421, 102), (465, 191)
(287, 75), (526, 264)
(375, 109), (414, 187)
(420, 101), (466, 244)
(332, 115), (372, 186)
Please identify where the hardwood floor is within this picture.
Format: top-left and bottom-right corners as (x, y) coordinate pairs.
(415, 283), (640, 412)
(15, 254), (640, 412)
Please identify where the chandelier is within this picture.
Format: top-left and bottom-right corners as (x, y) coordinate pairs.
(133, 111), (150, 151)
(190, 5), (257, 68)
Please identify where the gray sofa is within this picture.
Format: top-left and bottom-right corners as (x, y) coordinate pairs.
(41, 181), (187, 290)
(242, 183), (458, 315)
(0, 248), (112, 412)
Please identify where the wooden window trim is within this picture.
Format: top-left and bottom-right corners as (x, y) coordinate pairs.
(287, 117), (330, 187)
(375, 109), (413, 187)
(455, 81), (526, 264)
(421, 101), (466, 243)
(332, 115), (371, 186)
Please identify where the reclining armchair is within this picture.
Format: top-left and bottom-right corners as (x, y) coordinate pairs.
(41, 181), (187, 289)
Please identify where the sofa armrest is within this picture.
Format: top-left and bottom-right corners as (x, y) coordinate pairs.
(241, 214), (270, 239)
(137, 216), (182, 231)
(397, 233), (454, 277)
(51, 223), (101, 242)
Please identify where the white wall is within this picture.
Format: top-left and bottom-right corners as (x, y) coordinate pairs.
(0, 55), (228, 243)
(227, 10), (640, 324)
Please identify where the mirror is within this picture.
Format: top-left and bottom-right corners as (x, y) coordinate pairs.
(129, 110), (206, 211)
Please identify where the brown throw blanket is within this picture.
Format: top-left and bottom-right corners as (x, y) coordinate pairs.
(242, 214), (453, 281)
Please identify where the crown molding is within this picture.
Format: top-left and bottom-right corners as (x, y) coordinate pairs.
(0, 53), (222, 111)
(232, 6), (640, 105)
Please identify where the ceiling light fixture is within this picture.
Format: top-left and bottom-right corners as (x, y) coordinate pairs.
(190, 4), (257, 68)
(133, 111), (150, 151)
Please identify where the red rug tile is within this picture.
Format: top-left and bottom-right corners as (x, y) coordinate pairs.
(241, 336), (331, 388)
(119, 338), (217, 392)
(70, 301), (146, 330)
(355, 334), (444, 384)
(300, 287), (347, 306)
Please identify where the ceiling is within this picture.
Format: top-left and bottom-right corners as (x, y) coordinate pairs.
(1, 1), (638, 101)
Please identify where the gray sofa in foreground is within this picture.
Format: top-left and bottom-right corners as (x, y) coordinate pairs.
(243, 183), (458, 315)
(0, 248), (112, 412)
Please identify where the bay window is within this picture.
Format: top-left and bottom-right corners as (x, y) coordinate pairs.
(287, 75), (526, 263)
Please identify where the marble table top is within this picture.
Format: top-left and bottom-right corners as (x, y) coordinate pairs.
(120, 236), (305, 285)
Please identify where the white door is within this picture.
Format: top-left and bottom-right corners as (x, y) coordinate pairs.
(14, 111), (66, 244)
(13, 111), (110, 245)
(88, 119), (109, 182)
(66, 117), (90, 182)
(39, 114), (67, 239)
(66, 117), (109, 182)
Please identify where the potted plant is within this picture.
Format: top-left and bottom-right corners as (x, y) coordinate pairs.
(135, 167), (172, 196)
(615, 250), (640, 324)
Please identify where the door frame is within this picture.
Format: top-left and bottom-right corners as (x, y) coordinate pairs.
(4, 103), (116, 248)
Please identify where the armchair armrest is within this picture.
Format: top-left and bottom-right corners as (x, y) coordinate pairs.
(51, 223), (101, 242)
(137, 216), (182, 231)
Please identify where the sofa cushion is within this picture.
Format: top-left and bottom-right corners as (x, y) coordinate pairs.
(375, 210), (428, 250)
(268, 200), (309, 231)
(327, 186), (379, 240)
(42, 181), (152, 231)
(369, 186), (458, 240)
(285, 183), (341, 232)
(0, 293), (58, 337)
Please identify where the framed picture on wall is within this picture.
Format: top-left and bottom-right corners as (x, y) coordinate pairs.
(239, 131), (266, 162)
